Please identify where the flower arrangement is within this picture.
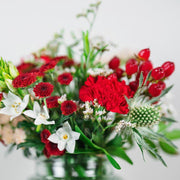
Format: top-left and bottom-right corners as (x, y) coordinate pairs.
(0, 2), (180, 178)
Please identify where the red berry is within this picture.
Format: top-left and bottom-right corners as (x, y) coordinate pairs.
(140, 60), (153, 72)
(157, 81), (166, 90)
(161, 61), (175, 77)
(138, 48), (150, 61)
(115, 68), (124, 79)
(125, 59), (138, 76)
(109, 57), (120, 70)
(148, 83), (162, 97)
(151, 67), (165, 80)
(129, 81), (138, 92)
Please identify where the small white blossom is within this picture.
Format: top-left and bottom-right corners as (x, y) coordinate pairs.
(58, 94), (67, 104)
(48, 122), (80, 153)
(115, 120), (135, 133)
(0, 92), (29, 121)
(23, 101), (55, 125)
(87, 66), (113, 77)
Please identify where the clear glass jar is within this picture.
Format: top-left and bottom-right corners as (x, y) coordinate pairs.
(29, 154), (121, 180)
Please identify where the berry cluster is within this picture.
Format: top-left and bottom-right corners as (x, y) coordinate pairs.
(108, 48), (175, 98)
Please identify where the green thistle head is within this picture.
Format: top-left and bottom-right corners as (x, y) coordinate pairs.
(129, 105), (160, 127)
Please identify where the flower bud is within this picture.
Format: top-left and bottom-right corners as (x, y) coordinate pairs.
(8, 62), (19, 78)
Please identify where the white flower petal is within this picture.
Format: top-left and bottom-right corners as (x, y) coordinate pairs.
(8, 91), (22, 103)
(0, 107), (11, 115)
(23, 110), (37, 119)
(56, 128), (64, 137)
(10, 114), (21, 121)
(22, 95), (29, 108)
(57, 140), (66, 151)
(48, 134), (59, 143)
(43, 105), (49, 119)
(34, 116), (55, 125)
(66, 139), (75, 153)
(63, 122), (72, 133)
(33, 101), (41, 115)
(71, 131), (80, 140)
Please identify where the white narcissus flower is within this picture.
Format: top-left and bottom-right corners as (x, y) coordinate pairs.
(0, 92), (29, 121)
(48, 122), (80, 153)
(23, 101), (55, 125)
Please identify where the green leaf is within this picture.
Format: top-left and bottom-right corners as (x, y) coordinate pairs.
(138, 72), (144, 88)
(75, 125), (121, 169)
(106, 146), (133, 165)
(106, 135), (123, 147)
(148, 85), (173, 104)
(160, 116), (177, 123)
(165, 130), (180, 140)
(159, 141), (178, 155)
(133, 128), (167, 166)
(82, 31), (90, 57)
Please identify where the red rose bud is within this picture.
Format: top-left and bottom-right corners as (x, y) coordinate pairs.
(108, 57), (120, 70)
(115, 68), (124, 79)
(151, 67), (165, 80)
(157, 81), (166, 90)
(41, 129), (51, 144)
(125, 59), (138, 76)
(138, 48), (150, 61)
(148, 83), (162, 97)
(161, 61), (175, 77)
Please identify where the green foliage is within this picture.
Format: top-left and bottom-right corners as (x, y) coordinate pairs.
(75, 125), (121, 169)
(159, 141), (178, 155)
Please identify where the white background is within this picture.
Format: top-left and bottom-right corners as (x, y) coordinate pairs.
(0, 0), (180, 179)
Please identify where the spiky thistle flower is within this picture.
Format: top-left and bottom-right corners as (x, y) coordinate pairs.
(129, 105), (160, 128)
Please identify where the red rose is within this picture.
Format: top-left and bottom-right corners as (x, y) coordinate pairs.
(58, 73), (73, 85)
(12, 73), (37, 88)
(46, 96), (60, 109)
(44, 142), (65, 158)
(40, 60), (57, 72)
(79, 75), (133, 114)
(17, 62), (36, 74)
(157, 81), (166, 90)
(33, 82), (54, 98)
(40, 129), (51, 144)
(61, 100), (77, 115)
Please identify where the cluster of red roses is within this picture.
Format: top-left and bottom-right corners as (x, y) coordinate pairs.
(12, 56), (77, 116)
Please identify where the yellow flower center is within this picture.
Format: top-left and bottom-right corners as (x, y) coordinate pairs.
(12, 102), (21, 113)
(63, 134), (68, 140)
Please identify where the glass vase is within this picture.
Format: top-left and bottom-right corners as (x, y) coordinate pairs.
(29, 154), (121, 180)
